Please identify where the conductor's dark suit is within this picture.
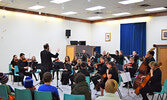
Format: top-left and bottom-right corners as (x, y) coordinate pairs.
(40, 50), (59, 80)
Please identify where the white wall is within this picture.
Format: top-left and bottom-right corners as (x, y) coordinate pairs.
(0, 10), (92, 72)
(91, 16), (167, 55)
(0, 9), (167, 73)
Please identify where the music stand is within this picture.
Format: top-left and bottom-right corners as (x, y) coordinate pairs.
(53, 62), (64, 92)
(120, 72), (134, 99)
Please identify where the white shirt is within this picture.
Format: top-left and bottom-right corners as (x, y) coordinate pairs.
(95, 93), (121, 100)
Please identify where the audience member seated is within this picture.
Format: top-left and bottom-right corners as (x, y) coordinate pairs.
(96, 79), (120, 100)
(24, 76), (36, 100)
(0, 72), (15, 100)
(77, 62), (90, 76)
(71, 73), (91, 100)
(38, 72), (60, 100)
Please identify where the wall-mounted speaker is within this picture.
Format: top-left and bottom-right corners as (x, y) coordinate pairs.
(66, 29), (71, 38)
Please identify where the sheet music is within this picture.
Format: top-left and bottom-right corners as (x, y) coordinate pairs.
(124, 56), (130, 63)
(120, 72), (132, 82)
(28, 67), (31, 72)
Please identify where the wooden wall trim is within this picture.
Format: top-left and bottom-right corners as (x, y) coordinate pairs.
(93, 11), (167, 23)
(1, 6), (167, 23)
(0, 6), (92, 23)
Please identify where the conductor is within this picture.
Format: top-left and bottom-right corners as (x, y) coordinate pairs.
(40, 43), (60, 82)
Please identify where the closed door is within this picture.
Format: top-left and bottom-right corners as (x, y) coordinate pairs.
(158, 47), (167, 85)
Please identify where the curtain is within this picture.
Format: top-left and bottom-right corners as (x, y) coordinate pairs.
(120, 22), (146, 57)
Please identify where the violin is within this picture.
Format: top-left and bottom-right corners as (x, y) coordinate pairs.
(22, 58), (30, 62)
(124, 63), (132, 68)
(14, 59), (19, 62)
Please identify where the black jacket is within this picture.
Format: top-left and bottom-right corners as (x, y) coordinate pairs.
(40, 50), (59, 70)
(149, 68), (162, 90)
(78, 69), (90, 76)
(17, 60), (28, 73)
(97, 63), (108, 76)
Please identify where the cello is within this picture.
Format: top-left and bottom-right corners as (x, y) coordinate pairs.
(133, 46), (156, 90)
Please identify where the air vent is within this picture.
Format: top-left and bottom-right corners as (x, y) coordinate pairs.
(94, 11), (103, 15)
(139, 4), (151, 7)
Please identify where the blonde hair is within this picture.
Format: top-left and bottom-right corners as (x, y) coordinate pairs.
(105, 79), (118, 93)
(149, 61), (155, 67)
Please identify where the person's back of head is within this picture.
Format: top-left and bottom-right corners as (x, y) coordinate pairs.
(81, 62), (87, 69)
(24, 76), (33, 89)
(74, 73), (86, 84)
(0, 73), (9, 84)
(105, 79), (118, 93)
(43, 72), (52, 84)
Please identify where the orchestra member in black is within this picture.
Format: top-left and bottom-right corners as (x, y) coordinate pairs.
(29, 56), (38, 81)
(100, 61), (119, 96)
(132, 51), (139, 64)
(145, 51), (155, 72)
(91, 56), (108, 91)
(123, 57), (138, 88)
(92, 51), (101, 63)
(77, 62), (90, 76)
(61, 56), (72, 85)
(10, 55), (18, 75)
(40, 43), (59, 82)
(102, 51), (107, 58)
(139, 61), (162, 100)
(106, 52), (111, 62)
(110, 50), (124, 71)
(17, 53), (32, 85)
(81, 50), (90, 62)
(87, 57), (94, 73)
(10, 55), (18, 82)
(73, 59), (82, 70)
(71, 56), (78, 66)
(52, 57), (63, 80)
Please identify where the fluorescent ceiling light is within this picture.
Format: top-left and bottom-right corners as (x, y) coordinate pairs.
(145, 7), (166, 12)
(85, 6), (106, 11)
(61, 11), (77, 15)
(112, 12), (130, 16)
(87, 16), (102, 20)
(50, 0), (71, 4)
(119, 0), (144, 5)
(28, 5), (45, 10)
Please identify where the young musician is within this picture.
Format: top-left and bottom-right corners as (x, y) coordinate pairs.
(102, 51), (107, 57)
(61, 56), (71, 85)
(132, 51), (139, 64)
(71, 56), (78, 66)
(100, 61), (119, 96)
(87, 57), (94, 73)
(17, 53), (32, 85)
(139, 61), (162, 100)
(145, 51), (155, 72)
(123, 57), (138, 88)
(40, 43), (59, 82)
(10, 55), (18, 80)
(106, 52), (111, 62)
(29, 56), (38, 81)
(91, 56), (108, 91)
(77, 62), (90, 76)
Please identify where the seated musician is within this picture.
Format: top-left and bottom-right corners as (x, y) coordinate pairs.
(73, 59), (82, 70)
(17, 53), (32, 85)
(110, 50), (124, 71)
(29, 56), (38, 81)
(123, 57), (138, 88)
(10, 55), (18, 80)
(92, 51), (101, 63)
(131, 51), (139, 64)
(87, 57), (94, 73)
(106, 52), (111, 62)
(52, 57), (63, 80)
(77, 62), (90, 76)
(61, 56), (71, 85)
(91, 56), (108, 91)
(139, 61), (162, 100)
(71, 56), (78, 66)
(100, 61), (119, 96)
(145, 51), (155, 72)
